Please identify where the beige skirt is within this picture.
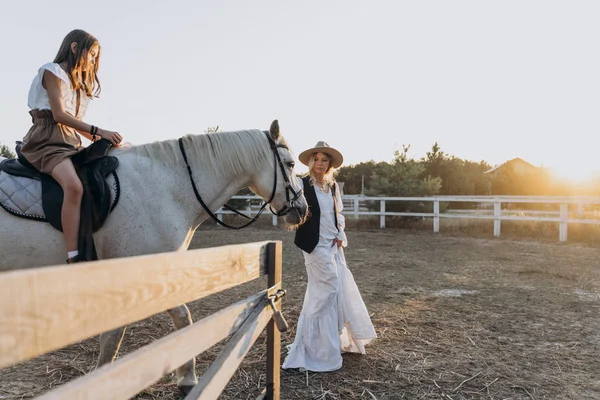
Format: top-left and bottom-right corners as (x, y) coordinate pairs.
(20, 109), (83, 175)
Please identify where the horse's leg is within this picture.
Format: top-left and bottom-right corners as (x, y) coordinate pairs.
(96, 326), (127, 368)
(167, 304), (197, 394)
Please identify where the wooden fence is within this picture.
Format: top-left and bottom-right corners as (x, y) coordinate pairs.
(0, 241), (285, 400)
(217, 195), (600, 242)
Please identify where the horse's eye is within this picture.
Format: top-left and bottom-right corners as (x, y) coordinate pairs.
(287, 161), (295, 169)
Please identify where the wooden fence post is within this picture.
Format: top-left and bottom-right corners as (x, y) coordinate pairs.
(266, 242), (282, 400)
(353, 198), (359, 220)
(380, 200), (386, 228)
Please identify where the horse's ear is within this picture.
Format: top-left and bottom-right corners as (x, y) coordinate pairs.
(269, 119), (280, 141)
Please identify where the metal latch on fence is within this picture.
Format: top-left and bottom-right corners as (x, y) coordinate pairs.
(267, 289), (288, 332)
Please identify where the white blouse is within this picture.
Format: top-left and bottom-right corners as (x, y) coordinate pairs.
(315, 184), (342, 243)
(27, 62), (90, 118)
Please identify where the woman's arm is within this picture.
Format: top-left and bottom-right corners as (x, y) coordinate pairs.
(44, 71), (123, 145)
(334, 182), (348, 247)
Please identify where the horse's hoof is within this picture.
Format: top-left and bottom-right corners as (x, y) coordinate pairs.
(178, 384), (195, 396)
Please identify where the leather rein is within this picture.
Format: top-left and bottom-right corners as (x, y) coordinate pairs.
(177, 131), (303, 230)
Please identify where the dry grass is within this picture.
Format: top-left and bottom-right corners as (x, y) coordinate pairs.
(2, 226), (600, 399)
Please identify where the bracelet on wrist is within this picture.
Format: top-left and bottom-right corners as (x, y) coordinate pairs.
(90, 125), (99, 141)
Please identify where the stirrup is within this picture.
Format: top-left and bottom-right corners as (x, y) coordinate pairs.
(66, 255), (81, 264)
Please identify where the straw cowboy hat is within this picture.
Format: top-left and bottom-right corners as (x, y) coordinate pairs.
(298, 141), (344, 168)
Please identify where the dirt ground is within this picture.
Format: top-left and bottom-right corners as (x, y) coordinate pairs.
(2, 226), (600, 399)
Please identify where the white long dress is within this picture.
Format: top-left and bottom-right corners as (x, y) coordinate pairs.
(282, 180), (376, 372)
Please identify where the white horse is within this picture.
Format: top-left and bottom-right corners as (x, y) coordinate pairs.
(0, 120), (308, 394)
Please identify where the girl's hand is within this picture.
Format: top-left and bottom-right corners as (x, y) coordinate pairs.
(97, 128), (123, 146)
(331, 237), (343, 248)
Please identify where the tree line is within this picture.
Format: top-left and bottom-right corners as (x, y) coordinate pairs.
(335, 142), (600, 206)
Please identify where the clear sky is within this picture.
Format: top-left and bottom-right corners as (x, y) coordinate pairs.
(1, 1), (599, 180)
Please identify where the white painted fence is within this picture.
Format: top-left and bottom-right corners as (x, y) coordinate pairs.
(217, 195), (600, 242)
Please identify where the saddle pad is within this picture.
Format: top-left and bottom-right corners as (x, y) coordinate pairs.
(0, 170), (117, 221)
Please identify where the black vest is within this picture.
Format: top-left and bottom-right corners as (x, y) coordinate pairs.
(294, 176), (338, 253)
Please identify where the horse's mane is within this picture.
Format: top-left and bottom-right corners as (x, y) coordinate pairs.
(113, 129), (280, 178)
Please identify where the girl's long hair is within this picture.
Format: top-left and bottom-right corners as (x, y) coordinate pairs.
(53, 29), (101, 116)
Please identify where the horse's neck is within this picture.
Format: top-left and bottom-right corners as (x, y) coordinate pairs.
(186, 166), (250, 228)
(119, 147), (250, 228)
(181, 134), (262, 225)
(117, 131), (272, 234)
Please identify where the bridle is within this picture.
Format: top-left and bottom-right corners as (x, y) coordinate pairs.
(177, 131), (303, 230)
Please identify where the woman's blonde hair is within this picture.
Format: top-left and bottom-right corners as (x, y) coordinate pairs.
(53, 29), (101, 117)
(306, 152), (336, 188)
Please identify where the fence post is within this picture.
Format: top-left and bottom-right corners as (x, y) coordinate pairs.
(380, 200), (386, 228)
(433, 200), (440, 233)
(493, 200), (501, 237)
(266, 242), (282, 400)
(354, 198), (359, 220)
(559, 204), (568, 242)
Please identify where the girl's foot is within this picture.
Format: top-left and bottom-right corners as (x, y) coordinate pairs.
(66, 255), (81, 264)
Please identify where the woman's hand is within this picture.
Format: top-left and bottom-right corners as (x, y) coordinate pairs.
(97, 128), (123, 146)
(331, 237), (343, 248)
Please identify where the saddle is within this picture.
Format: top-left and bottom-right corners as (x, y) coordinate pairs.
(0, 139), (120, 261)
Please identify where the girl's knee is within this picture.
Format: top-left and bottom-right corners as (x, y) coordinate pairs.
(63, 179), (83, 200)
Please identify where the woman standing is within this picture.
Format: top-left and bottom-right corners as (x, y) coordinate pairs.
(282, 141), (376, 372)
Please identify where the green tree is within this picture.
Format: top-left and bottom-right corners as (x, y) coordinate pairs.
(0, 143), (15, 159)
(335, 160), (377, 195)
(421, 142), (446, 178)
(366, 145), (441, 212)
(419, 143), (492, 208)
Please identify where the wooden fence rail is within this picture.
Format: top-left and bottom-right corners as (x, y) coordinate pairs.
(0, 241), (284, 400)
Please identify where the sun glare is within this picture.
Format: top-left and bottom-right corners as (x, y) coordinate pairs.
(548, 164), (599, 183)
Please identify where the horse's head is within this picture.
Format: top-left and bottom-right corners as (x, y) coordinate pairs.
(249, 120), (308, 228)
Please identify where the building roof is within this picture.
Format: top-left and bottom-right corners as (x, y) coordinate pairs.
(485, 157), (538, 174)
